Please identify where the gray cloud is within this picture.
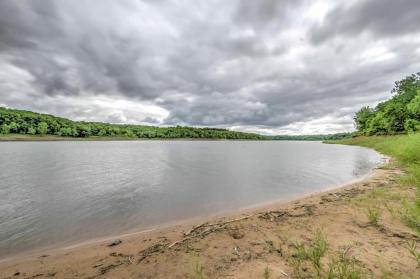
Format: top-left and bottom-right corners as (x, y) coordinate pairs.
(310, 0), (420, 44)
(0, 0), (419, 134)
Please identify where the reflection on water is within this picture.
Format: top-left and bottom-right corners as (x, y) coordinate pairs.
(0, 141), (382, 258)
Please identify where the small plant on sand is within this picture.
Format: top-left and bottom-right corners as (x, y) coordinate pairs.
(326, 247), (363, 279)
(265, 240), (282, 255)
(263, 266), (271, 279)
(306, 230), (328, 275)
(400, 198), (420, 233)
(288, 230), (328, 277)
(289, 241), (308, 278)
(367, 207), (381, 226)
(384, 202), (397, 218)
(287, 232), (365, 279)
(406, 240), (420, 266)
(192, 262), (207, 279)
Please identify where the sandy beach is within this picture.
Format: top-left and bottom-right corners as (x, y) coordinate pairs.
(1, 157), (419, 279)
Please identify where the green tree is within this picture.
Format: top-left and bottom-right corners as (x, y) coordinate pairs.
(0, 124), (10, 134)
(354, 106), (373, 132)
(354, 73), (420, 135)
(9, 121), (18, 133)
(407, 93), (420, 119)
(27, 126), (36, 135)
(37, 122), (48, 135)
(76, 125), (92, 137)
(404, 119), (420, 133)
(58, 127), (72, 136)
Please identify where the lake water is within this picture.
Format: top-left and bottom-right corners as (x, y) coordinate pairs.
(0, 141), (383, 258)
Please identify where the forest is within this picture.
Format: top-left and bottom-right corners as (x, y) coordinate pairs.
(0, 107), (352, 141)
(354, 73), (420, 135)
(0, 107), (265, 140)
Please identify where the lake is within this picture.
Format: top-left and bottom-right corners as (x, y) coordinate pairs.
(0, 141), (383, 259)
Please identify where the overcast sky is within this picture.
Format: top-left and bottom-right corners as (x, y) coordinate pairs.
(1, 0), (419, 135)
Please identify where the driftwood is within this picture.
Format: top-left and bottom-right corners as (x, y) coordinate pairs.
(168, 214), (254, 248)
(259, 204), (316, 221)
(258, 210), (289, 221)
(279, 268), (288, 277)
(138, 239), (170, 263)
(96, 252), (134, 275)
(99, 261), (124, 275)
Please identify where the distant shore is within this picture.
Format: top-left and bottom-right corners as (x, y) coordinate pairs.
(1, 156), (418, 278)
(0, 134), (262, 141)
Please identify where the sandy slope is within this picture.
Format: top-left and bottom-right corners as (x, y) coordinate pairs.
(1, 164), (419, 278)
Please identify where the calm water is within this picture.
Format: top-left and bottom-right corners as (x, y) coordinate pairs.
(0, 141), (382, 258)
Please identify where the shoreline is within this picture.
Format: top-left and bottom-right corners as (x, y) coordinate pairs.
(0, 135), (259, 142)
(0, 134), (338, 142)
(1, 151), (418, 277)
(0, 156), (386, 264)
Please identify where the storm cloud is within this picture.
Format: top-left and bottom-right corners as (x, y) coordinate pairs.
(0, 0), (419, 134)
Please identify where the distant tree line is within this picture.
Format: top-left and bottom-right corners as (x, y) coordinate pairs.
(0, 107), (266, 140)
(267, 133), (351, 141)
(354, 73), (420, 135)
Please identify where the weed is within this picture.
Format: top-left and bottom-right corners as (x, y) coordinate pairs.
(287, 232), (366, 278)
(367, 207), (380, 226)
(263, 266), (271, 279)
(243, 249), (252, 261)
(288, 230), (328, 277)
(265, 240), (282, 255)
(289, 241), (308, 278)
(192, 262), (206, 279)
(400, 199), (420, 232)
(384, 203), (397, 218)
(406, 240), (420, 266)
(306, 230), (328, 275)
(326, 247), (363, 279)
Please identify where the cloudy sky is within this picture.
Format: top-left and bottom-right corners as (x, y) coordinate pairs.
(1, 0), (419, 135)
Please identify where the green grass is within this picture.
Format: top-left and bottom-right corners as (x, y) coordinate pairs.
(288, 231), (365, 278)
(367, 207), (381, 226)
(406, 240), (420, 266)
(306, 230), (328, 275)
(326, 247), (363, 279)
(327, 134), (420, 167)
(192, 262), (207, 279)
(326, 133), (420, 233)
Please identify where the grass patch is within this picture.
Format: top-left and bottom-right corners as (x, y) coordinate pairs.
(326, 247), (363, 279)
(327, 133), (420, 233)
(406, 240), (420, 267)
(192, 262), (207, 279)
(287, 230), (365, 278)
(367, 207), (381, 226)
(306, 230), (328, 275)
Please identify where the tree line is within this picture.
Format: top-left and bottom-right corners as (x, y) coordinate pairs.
(354, 73), (420, 135)
(267, 133), (351, 141)
(0, 107), (266, 140)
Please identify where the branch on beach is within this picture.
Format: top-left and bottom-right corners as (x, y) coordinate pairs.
(169, 214), (254, 248)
